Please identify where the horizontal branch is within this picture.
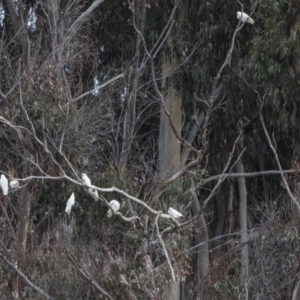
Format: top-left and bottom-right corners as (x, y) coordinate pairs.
(203, 169), (297, 185)
(66, 73), (124, 105)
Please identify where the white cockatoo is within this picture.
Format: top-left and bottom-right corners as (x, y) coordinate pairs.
(82, 173), (99, 199)
(119, 274), (130, 286)
(107, 200), (120, 217)
(236, 11), (254, 25)
(81, 173), (92, 187)
(88, 188), (99, 200)
(65, 192), (75, 215)
(168, 207), (183, 219)
(9, 179), (19, 189)
(0, 174), (8, 195)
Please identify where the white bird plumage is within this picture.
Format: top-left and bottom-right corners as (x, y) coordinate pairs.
(10, 179), (19, 189)
(0, 174), (8, 195)
(168, 207), (183, 219)
(107, 200), (120, 218)
(82, 173), (92, 187)
(236, 11), (254, 25)
(88, 188), (99, 199)
(65, 192), (75, 215)
(82, 173), (99, 200)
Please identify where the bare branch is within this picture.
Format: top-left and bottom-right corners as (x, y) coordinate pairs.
(0, 251), (55, 300)
(155, 212), (176, 282)
(203, 169), (298, 185)
(66, 248), (113, 300)
(258, 102), (300, 212)
(66, 73), (124, 106)
(63, 0), (105, 45)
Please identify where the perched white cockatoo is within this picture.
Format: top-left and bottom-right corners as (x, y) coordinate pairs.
(236, 11), (254, 25)
(107, 200), (120, 217)
(81, 173), (92, 187)
(82, 173), (98, 199)
(65, 192), (75, 215)
(0, 174), (8, 195)
(88, 188), (99, 200)
(168, 207), (183, 219)
(119, 274), (130, 286)
(10, 179), (19, 189)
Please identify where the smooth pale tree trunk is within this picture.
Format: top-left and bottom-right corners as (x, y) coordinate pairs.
(190, 186), (210, 298)
(159, 11), (183, 299)
(236, 159), (249, 287)
(160, 52), (182, 300)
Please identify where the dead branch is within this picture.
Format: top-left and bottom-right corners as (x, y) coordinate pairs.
(0, 252), (55, 300)
(66, 248), (113, 300)
(155, 212), (176, 282)
(66, 73), (124, 105)
(63, 0), (106, 45)
(203, 169), (298, 185)
(259, 105), (300, 212)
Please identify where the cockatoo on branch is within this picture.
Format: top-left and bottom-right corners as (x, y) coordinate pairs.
(107, 200), (120, 218)
(0, 174), (8, 195)
(168, 207), (183, 219)
(236, 11), (254, 25)
(82, 173), (98, 199)
(65, 192), (75, 215)
(10, 179), (19, 189)
(88, 188), (99, 199)
(82, 173), (92, 187)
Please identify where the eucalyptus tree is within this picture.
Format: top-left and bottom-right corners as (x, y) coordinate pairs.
(1, 0), (300, 299)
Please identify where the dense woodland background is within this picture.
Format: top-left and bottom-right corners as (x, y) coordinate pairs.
(1, 0), (300, 299)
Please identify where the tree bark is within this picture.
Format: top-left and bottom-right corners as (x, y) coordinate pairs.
(190, 186), (210, 298)
(10, 149), (32, 299)
(119, 0), (146, 169)
(236, 159), (249, 284)
(5, 0), (30, 70)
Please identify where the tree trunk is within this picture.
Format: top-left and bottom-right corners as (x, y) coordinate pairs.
(190, 186), (210, 298)
(236, 159), (249, 286)
(119, 0), (146, 168)
(212, 188), (224, 257)
(10, 149), (32, 299)
(160, 54), (182, 299)
(159, 5), (183, 297)
(5, 0), (30, 70)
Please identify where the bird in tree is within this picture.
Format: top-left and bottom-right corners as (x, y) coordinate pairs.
(65, 192), (75, 215)
(82, 173), (92, 187)
(0, 174), (8, 195)
(236, 11), (254, 24)
(10, 179), (19, 189)
(107, 200), (120, 217)
(168, 207), (183, 219)
(82, 173), (98, 199)
(88, 188), (99, 200)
